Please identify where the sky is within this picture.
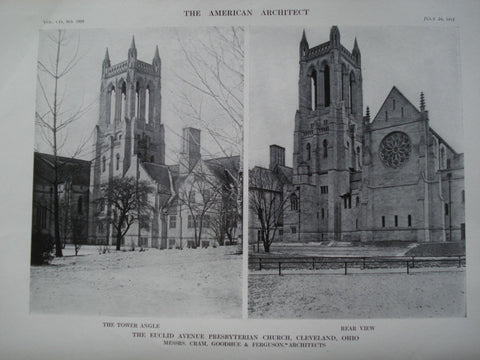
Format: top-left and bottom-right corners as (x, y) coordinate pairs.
(35, 27), (243, 165)
(34, 26), (462, 169)
(249, 26), (462, 168)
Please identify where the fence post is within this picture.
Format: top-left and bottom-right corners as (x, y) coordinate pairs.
(458, 256), (461, 268)
(279, 262), (282, 276)
(312, 257), (315, 270)
(362, 257), (365, 270)
(344, 262), (347, 275)
(412, 256), (415, 268)
(407, 261), (409, 274)
(259, 258), (262, 271)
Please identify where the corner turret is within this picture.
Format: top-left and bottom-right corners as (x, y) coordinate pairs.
(152, 45), (161, 73)
(102, 48), (111, 76)
(300, 29), (309, 58)
(128, 36), (137, 62)
(352, 38), (361, 65)
(330, 26), (340, 48)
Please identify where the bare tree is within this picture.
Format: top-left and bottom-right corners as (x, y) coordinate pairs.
(249, 167), (289, 253)
(173, 27), (244, 250)
(99, 177), (154, 251)
(35, 30), (90, 257)
(71, 212), (87, 256)
(209, 193), (238, 246)
(177, 171), (221, 248)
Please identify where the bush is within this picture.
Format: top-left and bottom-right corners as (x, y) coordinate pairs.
(31, 230), (54, 265)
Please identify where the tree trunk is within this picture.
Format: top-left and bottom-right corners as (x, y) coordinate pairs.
(116, 228), (122, 251)
(54, 182), (63, 257)
(263, 242), (270, 253)
(53, 31), (63, 258)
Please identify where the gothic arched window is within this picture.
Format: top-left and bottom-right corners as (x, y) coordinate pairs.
(146, 86), (151, 123)
(116, 153), (120, 171)
(306, 143), (311, 161)
(356, 146), (361, 167)
(109, 86), (115, 124)
(290, 194), (299, 211)
(120, 81), (127, 121)
(323, 139), (328, 158)
(323, 64), (330, 107)
(341, 64), (347, 101)
(440, 146), (446, 169)
(135, 81), (140, 119)
(349, 71), (355, 114)
(310, 69), (317, 110)
(102, 156), (106, 172)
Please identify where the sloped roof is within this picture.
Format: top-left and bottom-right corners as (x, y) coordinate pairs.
(33, 152), (90, 186)
(205, 155), (240, 185)
(141, 162), (171, 190)
(249, 166), (285, 193)
(371, 86), (420, 124)
(429, 128), (459, 155)
(274, 165), (293, 185)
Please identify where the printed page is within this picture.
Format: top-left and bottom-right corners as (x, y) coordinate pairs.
(0, 0), (479, 359)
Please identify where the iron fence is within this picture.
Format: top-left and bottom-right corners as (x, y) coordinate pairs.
(249, 255), (466, 276)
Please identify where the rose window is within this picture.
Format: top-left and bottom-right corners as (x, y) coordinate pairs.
(379, 132), (411, 168)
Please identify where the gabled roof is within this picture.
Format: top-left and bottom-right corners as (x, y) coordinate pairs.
(33, 152), (90, 186)
(249, 166), (286, 193)
(205, 155), (240, 185)
(371, 86), (420, 124)
(141, 162), (171, 190)
(274, 165), (293, 185)
(429, 127), (459, 155)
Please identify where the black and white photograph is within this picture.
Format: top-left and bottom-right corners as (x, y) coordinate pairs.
(2, 0), (480, 359)
(30, 27), (244, 318)
(248, 26), (466, 319)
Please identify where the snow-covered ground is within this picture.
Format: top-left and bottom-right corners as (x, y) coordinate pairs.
(30, 245), (242, 318)
(249, 268), (466, 318)
(251, 242), (417, 257)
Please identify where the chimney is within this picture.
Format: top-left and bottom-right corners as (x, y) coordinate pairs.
(269, 144), (285, 170)
(179, 127), (201, 175)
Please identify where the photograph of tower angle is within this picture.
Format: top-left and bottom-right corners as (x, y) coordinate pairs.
(248, 26), (466, 319)
(30, 27), (243, 318)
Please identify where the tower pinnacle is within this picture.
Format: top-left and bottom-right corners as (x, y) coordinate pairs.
(102, 48), (111, 76)
(128, 35), (137, 60)
(352, 37), (361, 65)
(330, 26), (340, 47)
(153, 45), (161, 72)
(300, 29), (309, 58)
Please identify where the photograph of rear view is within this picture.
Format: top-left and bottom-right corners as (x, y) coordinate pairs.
(248, 26), (465, 318)
(30, 27), (243, 318)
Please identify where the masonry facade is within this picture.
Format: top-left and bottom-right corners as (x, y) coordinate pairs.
(88, 38), (239, 248)
(250, 27), (465, 245)
(32, 152), (90, 244)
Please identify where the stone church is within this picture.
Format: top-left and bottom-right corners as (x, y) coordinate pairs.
(251, 26), (465, 244)
(88, 38), (239, 248)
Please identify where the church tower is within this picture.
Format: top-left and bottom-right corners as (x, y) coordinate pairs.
(288, 26), (364, 242)
(89, 37), (166, 243)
